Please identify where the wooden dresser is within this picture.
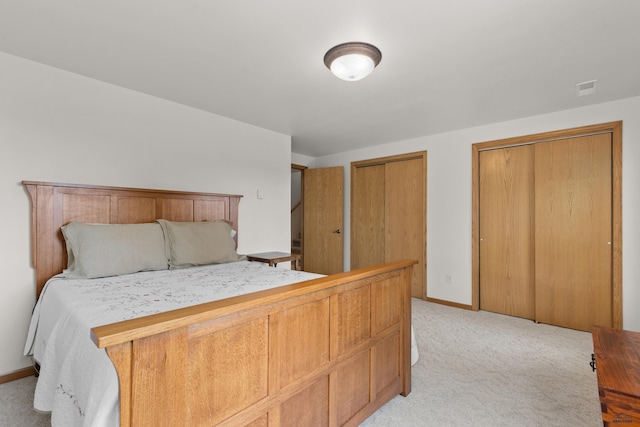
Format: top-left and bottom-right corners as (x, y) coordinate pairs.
(592, 326), (640, 426)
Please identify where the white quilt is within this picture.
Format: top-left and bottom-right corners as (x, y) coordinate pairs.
(24, 261), (323, 427)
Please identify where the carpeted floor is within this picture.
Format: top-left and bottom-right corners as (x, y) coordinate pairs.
(0, 299), (602, 426)
(360, 300), (602, 426)
(0, 374), (49, 426)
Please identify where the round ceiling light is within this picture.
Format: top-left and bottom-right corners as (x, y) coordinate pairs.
(323, 42), (382, 82)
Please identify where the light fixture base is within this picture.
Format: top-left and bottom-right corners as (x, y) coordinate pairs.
(324, 42), (382, 81)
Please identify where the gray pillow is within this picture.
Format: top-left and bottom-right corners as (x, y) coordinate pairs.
(61, 222), (169, 278)
(156, 219), (241, 269)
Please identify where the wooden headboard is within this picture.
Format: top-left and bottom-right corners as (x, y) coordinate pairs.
(23, 181), (242, 297)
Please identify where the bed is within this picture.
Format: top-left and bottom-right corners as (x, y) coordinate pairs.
(22, 181), (416, 427)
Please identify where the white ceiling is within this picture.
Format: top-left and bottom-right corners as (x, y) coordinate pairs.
(2, 1), (639, 157)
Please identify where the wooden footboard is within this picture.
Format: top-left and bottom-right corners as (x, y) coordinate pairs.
(91, 260), (416, 427)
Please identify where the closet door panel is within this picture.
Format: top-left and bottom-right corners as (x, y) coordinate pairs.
(534, 134), (612, 331)
(385, 158), (425, 299)
(479, 146), (535, 319)
(351, 165), (386, 270)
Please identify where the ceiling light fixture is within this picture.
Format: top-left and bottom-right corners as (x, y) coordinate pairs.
(324, 42), (382, 82)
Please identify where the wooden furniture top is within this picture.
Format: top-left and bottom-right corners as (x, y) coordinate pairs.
(592, 326), (640, 399)
(247, 251), (299, 263)
(247, 251), (301, 269)
(22, 181), (242, 298)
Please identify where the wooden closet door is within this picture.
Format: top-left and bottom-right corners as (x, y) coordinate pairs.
(351, 153), (426, 299)
(535, 134), (613, 331)
(386, 158), (425, 299)
(479, 145), (535, 319)
(351, 164), (386, 270)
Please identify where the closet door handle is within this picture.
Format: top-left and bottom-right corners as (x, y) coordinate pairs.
(333, 229), (341, 234)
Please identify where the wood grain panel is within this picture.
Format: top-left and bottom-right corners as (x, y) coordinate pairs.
(335, 351), (370, 425)
(194, 199), (227, 222)
(535, 134), (612, 331)
(131, 328), (188, 426)
(371, 275), (401, 335)
(115, 196), (157, 223)
(105, 343), (133, 427)
(61, 193), (111, 224)
(332, 285), (371, 357)
(371, 332), (400, 398)
(58, 192), (112, 273)
(46, 187), (66, 277)
(159, 198), (194, 221)
(271, 299), (330, 388)
(279, 376), (329, 427)
(244, 414), (268, 427)
(351, 164), (385, 270)
(187, 318), (268, 425)
(479, 145), (535, 319)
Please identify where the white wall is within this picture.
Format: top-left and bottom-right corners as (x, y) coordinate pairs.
(0, 52), (292, 376)
(291, 152), (315, 168)
(314, 96), (640, 332)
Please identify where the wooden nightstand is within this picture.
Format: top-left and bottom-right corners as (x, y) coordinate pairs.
(247, 251), (301, 270)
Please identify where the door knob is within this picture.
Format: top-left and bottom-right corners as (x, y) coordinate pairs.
(333, 229), (341, 234)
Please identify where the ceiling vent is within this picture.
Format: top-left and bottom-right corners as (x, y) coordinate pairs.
(576, 79), (598, 96)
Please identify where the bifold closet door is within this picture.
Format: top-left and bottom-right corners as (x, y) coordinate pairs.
(386, 158), (425, 299)
(479, 145), (535, 319)
(351, 155), (426, 299)
(534, 134), (613, 331)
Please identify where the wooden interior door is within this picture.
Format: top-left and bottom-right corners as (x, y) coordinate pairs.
(351, 164), (385, 270)
(385, 158), (426, 299)
(351, 153), (426, 299)
(534, 134), (613, 331)
(303, 167), (344, 274)
(479, 145), (535, 319)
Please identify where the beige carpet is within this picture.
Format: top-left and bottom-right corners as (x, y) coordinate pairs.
(360, 300), (602, 426)
(0, 299), (602, 426)
(0, 374), (49, 426)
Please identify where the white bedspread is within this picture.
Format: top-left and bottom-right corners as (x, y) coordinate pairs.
(24, 261), (323, 427)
